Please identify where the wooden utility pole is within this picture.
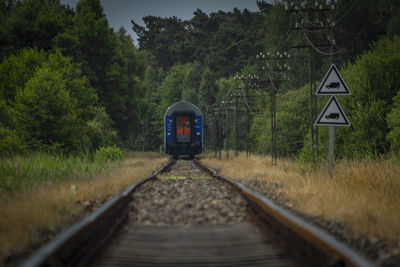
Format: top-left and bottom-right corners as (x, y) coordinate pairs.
(233, 94), (239, 157)
(223, 101), (231, 158)
(287, 0), (335, 163)
(328, 9), (335, 177)
(255, 52), (290, 165)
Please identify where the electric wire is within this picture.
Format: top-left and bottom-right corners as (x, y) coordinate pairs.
(332, 0), (362, 24)
(265, 69), (280, 93)
(303, 32), (344, 56)
(241, 85), (253, 113)
(298, 9), (333, 29)
(327, 17), (375, 55)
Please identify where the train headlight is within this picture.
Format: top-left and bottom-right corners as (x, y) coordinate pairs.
(197, 132), (200, 135)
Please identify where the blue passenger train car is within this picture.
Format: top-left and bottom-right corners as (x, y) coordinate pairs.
(164, 101), (203, 159)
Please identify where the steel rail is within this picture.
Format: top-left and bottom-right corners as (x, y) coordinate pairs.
(193, 159), (373, 267)
(22, 159), (176, 267)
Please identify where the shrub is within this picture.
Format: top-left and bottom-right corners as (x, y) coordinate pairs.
(0, 125), (26, 156)
(94, 146), (123, 163)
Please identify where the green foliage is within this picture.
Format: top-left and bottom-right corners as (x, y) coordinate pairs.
(14, 62), (85, 152)
(251, 86), (311, 157)
(215, 77), (236, 104)
(0, 151), (106, 196)
(87, 107), (118, 150)
(140, 65), (165, 151)
(0, 89), (26, 155)
(0, 48), (47, 103)
(94, 146), (123, 163)
(132, 7), (268, 76)
(0, 125), (26, 156)
(387, 10), (400, 36)
(54, 2), (146, 145)
(159, 64), (189, 111)
(0, 48), (113, 154)
(198, 68), (217, 112)
(54, 0), (116, 90)
(109, 28), (147, 143)
(0, 0), (72, 59)
(387, 92), (400, 150)
(337, 36), (400, 156)
(2, 0), (400, 158)
(334, 0), (400, 63)
(182, 61), (203, 105)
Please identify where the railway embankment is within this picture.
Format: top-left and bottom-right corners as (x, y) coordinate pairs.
(0, 152), (169, 266)
(200, 152), (400, 266)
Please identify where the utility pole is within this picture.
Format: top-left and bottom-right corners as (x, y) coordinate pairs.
(206, 105), (219, 157)
(255, 51), (290, 165)
(286, 0), (335, 163)
(232, 93), (239, 157)
(220, 100), (231, 159)
(217, 104), (223, 159)
(328, 5), (336, 177)
(233, 74), (259, 157)
(225, 102), (230, 158)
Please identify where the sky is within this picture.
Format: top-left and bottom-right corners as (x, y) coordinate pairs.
(59, 0), (263, 45)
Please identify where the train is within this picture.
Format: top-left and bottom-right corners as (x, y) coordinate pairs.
(164, 101), (203, 159)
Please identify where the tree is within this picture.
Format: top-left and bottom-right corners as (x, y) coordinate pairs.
(109, 28), (146, 143)
(198, 68), (217, 112)
(141, 64), (165, 151)
(0, 0), (73, 60)
(336, 36), (400, 156)
(181, 61), (203, 105)
(6, 49), (114, 153)
(54, 0), (116, 97)
(14, 65), (84, 152)
(55, 1), (147, 146)
(0, 48), (47, 103)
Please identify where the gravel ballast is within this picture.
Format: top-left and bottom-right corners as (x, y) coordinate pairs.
(129, 161), (250, 225)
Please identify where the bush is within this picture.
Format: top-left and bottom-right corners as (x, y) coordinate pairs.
(0, 152), (105, 196)
(94, 146), (123, 163)
(0, 125), (26, 156)
(387, 92), (400, 151)
(338, 36), (400, 156)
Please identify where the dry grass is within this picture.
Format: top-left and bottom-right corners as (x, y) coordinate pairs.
(0, 152), (169, 265)
(200, 152), (400, 245)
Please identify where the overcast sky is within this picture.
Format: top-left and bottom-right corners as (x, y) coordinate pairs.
(59, 0), (263, 45)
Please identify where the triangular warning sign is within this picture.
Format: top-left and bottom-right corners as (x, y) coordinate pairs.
(316, 64), (351, 95)
(315, 96), (350, 126)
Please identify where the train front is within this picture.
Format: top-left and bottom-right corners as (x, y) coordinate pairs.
(164, 101), (203, 159)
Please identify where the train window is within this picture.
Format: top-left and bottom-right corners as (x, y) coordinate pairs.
(185, 120), (190, 128)
(177, 119), (182, 128)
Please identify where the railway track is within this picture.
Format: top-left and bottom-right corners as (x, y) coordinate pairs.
(23, 159), (373, 267)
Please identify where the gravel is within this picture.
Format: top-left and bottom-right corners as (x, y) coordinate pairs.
(237, 179), (400, 266)
(129, 161), (250, 225)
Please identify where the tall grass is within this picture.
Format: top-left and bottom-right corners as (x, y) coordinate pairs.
(0, 151), (169, 265)
(201, 152), (400, 245)
(0, 152), (107, 197)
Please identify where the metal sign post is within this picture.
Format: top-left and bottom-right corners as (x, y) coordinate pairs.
(315, 65), (351, 177)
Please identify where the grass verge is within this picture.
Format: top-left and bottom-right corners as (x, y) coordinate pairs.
(0, 151), (169, 265)
(200, 152), (400, 246)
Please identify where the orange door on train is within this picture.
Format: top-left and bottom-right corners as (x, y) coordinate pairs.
(176, 115), (184, 136)
(183, 116), (191, 136)
(176, 115), (191, 137)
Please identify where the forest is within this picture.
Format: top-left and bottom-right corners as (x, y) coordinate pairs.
(1, 0), (400, 160)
